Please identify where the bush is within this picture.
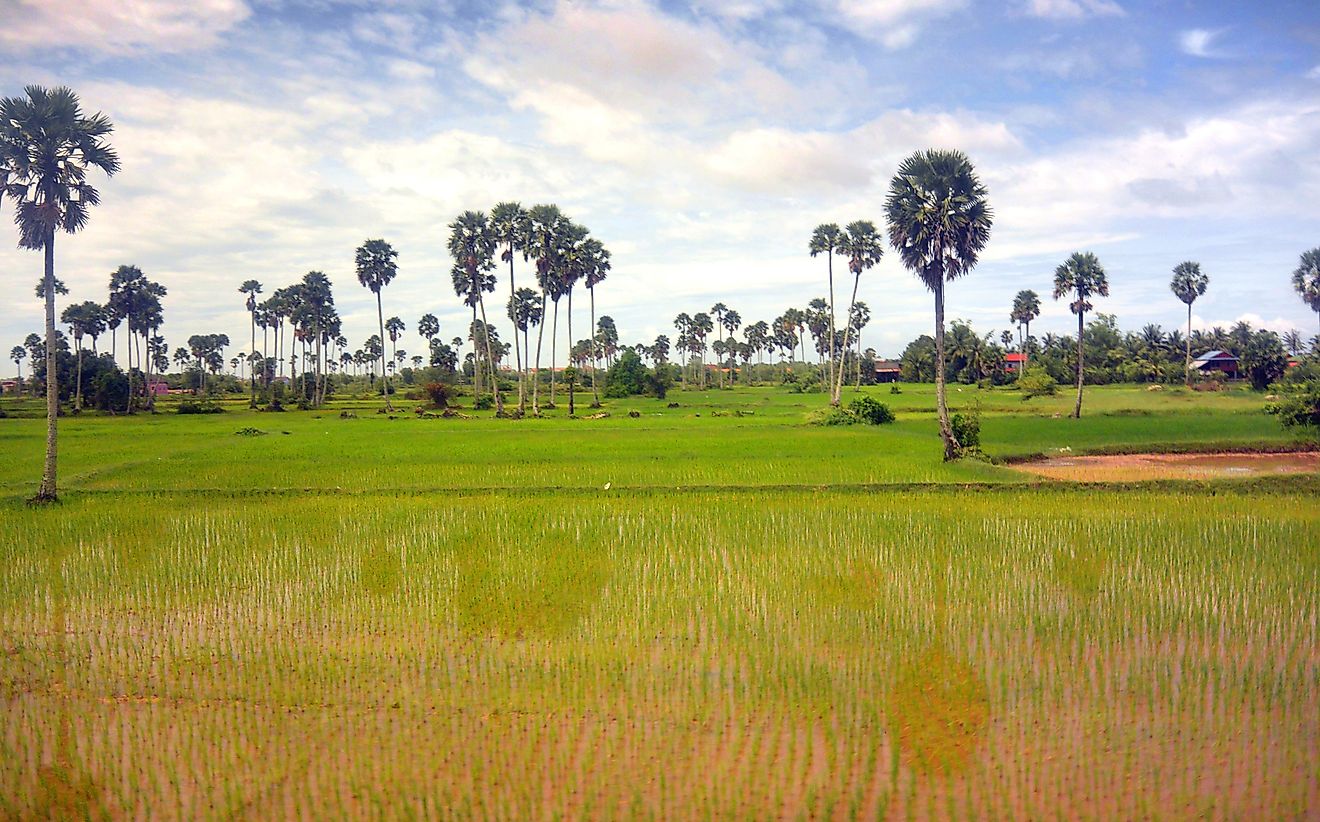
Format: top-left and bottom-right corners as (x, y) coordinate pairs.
(424, 381), (452, 408)
(848, 395), (895, 425)
(473, 395), (494, 411)
(1266, 381), (1320, 431)
(1017, 367), (1057, 400)
(951, 407), (981, 454)
(177, 399), (224, 415)
(806, 406), (858, 426)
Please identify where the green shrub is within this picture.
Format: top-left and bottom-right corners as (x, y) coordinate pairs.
(178, 399), (224, 415)
(806, 407), (858, 426)
(849, 395), (895, 425)
(1266, 381), (1320, 431)
(1017, 367), (1057, 400)
(951, 408), (981, 454)
(473, 395), (494, 411)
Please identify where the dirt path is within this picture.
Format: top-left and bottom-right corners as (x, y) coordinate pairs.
(1013, 451), (1320, 482)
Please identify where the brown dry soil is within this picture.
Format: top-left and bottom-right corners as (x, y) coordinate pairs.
(1012, 451), (1320, 482)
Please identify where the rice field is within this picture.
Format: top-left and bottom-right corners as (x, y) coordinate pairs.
(0, 385), (1317, 819)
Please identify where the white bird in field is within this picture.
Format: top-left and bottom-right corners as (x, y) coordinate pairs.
(604, 482), (612, 490)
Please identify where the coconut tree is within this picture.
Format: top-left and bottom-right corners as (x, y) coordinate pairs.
(809, 224), (843, 393)
(1291, 248), (1320, 335)
(1169, 261), (1208, 386)
(354, 238), (399, 410)
(447, 211), (501, 413)
(1053, 251), (1109, 419)
(833, 220), (884, 404)
(239, 279), (262, 406)
(885, 149), (993, 461)
(1009, 289), (1040, 372)
(1, 86), (119, 500)
(491, 201), (530, 410)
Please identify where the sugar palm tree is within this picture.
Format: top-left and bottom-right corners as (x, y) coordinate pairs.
(849, 301), (871, 387)
(417, 313), (439, 350)
(384, 316), (405, 368)
(60, 300), (104, 410)
(10, 346), (26, 397)
(1169, 261), (1208, 386)
(885, 149), (992, 460)
(239, 279), (262, 406)
(525, 204), (567, 411)
(1053, 251), (1109, 419)
(809, 224), (843, 392)
(1, 85), (119, 501)
(1009, 289), (1040, 372)
(491, 201), (530, 410)
(509, 286), (542, 399)
(355, 238), (399, 410)
(581, 238), (610, 406)
(448, 211), (501, 413)
(833, 220), (883, 404)
(1291, 248), (1320, 335)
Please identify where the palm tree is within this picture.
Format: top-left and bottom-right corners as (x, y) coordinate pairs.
(720, 309), (741, 385)
(583, 238), (611, 406)
(885, 149), (993, 461)
(1053, 251), (1109, 419)
(239, 279), (262, 406)
(525, 204), (567, 411)
(1009, 289), (1040, 372)
(10, 346), (26, 396)
(60, 300), (104, 410)
(558, 222), (590, 415)
(809, 223), (843, 393)
(509, 286), (542, 399)
(710, 303), (729, 388)
(491, 202), (530, 411)
(354, 238), (399, 410)
(447, 211), (501, 413)
(691, 312), (713, 388)
(1291, 248), (1320, 335)
(384, 316), (405, 368)
(418, 313), (439, 350)
(833, 220), (884, 404)
(1169, 261), (1208, 386)
(1, 86), (119, 501)
(849, 302), (871, 387)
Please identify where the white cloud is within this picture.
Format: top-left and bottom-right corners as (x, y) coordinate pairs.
(1179, 28), (1223, 59)
(1026, 0), (1124, 20)
(824, 0), (966, 48)
(0, 0), (249, 55)
(1307, 65), (1320, 81)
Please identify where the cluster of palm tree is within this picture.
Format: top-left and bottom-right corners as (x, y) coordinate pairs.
(808, 220), (886, 406)
(669, 299), (874, 390)
(446, 203), (611, 416)
(241, 268), (347, 409)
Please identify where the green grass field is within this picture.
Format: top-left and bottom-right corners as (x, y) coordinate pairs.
(1, 383), (1316, 818)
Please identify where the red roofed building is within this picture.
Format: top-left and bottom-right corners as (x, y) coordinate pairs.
(1005, 352), (1027, 374)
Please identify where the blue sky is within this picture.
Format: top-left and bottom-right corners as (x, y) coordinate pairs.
(2, 0), (1319, 363)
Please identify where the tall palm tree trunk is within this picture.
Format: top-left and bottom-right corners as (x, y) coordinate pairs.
(567, 289), (575, 415)
(549, 300), (559, 405)
(376, 292), (392, 410)
(507, 253), (524, 412)
(36, 231), (59, 502)
(1074, 311), (1085, 419)
(470, 304), (480, 399)
(934, 282), (959, 462)
(1024, 321), (1031, 372)
(589, 286), (601, 406)
(827, 255), (837, 394)
(833, 272), (861, 404)
(250, 311), (257, 407)
(532, 296), (548, 414)
(1185, 302), (1193, 387)
(477, 296), (502, 414)
(74, 339), (83, 411)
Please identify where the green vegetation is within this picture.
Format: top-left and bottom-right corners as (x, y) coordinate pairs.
(0, 380), (1317, 817)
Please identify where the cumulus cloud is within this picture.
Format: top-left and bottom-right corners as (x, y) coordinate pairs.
(1179, 28), (1224, 58)
(0, 0), (249, 55)
(823, 0), (966, 49)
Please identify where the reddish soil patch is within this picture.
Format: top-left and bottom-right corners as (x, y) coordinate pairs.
(1014, 451), (1320, 482)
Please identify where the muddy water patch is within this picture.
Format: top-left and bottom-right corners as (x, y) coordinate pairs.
(1014, 451), (1320, 482)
